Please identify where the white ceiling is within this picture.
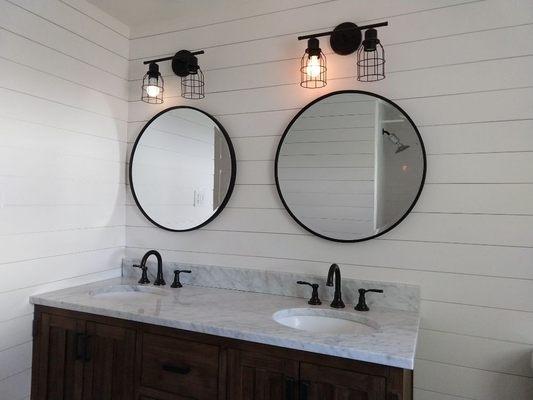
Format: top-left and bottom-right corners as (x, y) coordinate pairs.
(86, 0), (191, 27)
(87, 0), (258, 29)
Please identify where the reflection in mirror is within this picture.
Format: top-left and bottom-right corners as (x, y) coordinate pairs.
(130, 107), (236, 231)
(276, 91), (426, 242)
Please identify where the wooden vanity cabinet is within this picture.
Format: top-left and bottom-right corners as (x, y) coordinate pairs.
(32, 308), (136, 400)
(31, 306), (412, 400)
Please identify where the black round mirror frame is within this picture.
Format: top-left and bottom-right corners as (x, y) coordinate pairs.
(129, 106), (237, 232)
(274, 90), (427, 243)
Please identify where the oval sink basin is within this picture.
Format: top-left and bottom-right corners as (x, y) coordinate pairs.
(273, 308), (377, 335)
(89, 285), (169, 301)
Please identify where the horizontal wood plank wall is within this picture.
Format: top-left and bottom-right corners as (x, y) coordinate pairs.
(125, 0), (533, 399)
(0, 0), (129, 398)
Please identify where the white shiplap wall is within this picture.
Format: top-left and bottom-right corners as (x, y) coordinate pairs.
(0, 0), (129, 398)
(126, 1), (533, 399)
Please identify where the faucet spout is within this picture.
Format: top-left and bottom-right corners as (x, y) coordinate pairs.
(141, 250), (165, 286)
(326, 263), (345, 308)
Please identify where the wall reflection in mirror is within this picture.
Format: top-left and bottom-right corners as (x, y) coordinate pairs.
(276, 91), (426, 242)
(130, 107), (236, 231)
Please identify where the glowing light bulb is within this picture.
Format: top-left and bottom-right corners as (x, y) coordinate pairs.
(306, 55), (321, 78)
(146, 85), (161, 98)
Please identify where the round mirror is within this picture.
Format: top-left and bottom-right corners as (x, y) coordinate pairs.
(275, 91), (426, 242)
(130, 106), (236, 231)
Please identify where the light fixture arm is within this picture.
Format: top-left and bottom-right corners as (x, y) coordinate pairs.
(297, 21), (388, 41)
(143, 50), (205, 65)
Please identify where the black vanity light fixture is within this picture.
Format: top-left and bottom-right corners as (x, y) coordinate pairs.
(297, 21), (387, 86)
(301, 37), (327, 88)
(141, 62), (164, 104)
(141, 50), (205, 103)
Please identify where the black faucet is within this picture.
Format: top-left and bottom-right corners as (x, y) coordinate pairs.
(326, 263), (345, 308)
(138, 250), (165, 286)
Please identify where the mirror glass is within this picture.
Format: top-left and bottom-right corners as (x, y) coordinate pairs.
(130, 106), (236, 231)
(276, 91), (426, 242)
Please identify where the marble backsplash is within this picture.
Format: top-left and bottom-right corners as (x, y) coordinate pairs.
(122, 259), (419, 312)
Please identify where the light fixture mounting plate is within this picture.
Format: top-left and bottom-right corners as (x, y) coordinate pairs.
(172, 50), (193, 77)
(330, 22), (362, 55)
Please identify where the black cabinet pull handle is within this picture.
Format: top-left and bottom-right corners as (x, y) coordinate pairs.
(284, 377), (295, 400)
(75, 332), (85, 360)
(84, 335), (91, 362)
(299, 380), (310, 400)
(162, 363), (191, 375)
(75, 333), (91, 362)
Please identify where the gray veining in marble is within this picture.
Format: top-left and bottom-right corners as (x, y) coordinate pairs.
(122, 259), (420, 312)
(31, 276), (420, 369)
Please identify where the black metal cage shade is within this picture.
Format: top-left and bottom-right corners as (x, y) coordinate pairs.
(141, 72), (164, 104)
(356, 29), (385, 82)
(181, 68), (205, 99)
(300, 51), (327, 89)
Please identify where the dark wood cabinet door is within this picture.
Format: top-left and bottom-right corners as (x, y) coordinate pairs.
(81, 321), (136, 400)
(228, 348), (299, 400)
(32, 313), (85, 400)
(300, 363), (386, 400)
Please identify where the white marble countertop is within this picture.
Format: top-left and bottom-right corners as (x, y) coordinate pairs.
(30, 277), (419, 369)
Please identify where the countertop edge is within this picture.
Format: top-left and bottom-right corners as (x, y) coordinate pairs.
(30, 296), (416, 370)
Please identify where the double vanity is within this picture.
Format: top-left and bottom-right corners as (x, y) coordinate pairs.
(30, 90), (424, 399)
(30, 258), (419, 400)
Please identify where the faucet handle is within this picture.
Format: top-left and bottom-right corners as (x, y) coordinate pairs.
(297, 281), (321, 305)
(132, 264), (150, 284)
(354, 288), (383, 312)
(171, 270), (191, 288)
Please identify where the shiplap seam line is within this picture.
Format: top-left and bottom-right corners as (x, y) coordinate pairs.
(57, 0), (130, 39)
(125, 225), (533, 249)
(0, 367), (29, 384)
(0, 246), (124, 268)
(124, 245), (533, 282)
(412, 387), (475, 400)
(219, 206), (533, 217)
(0, 312), (32, 325)
(130, 0), (341, 40)
(0, 85), (128, 123)
(130, 7), (520, 63)
(420, 327), (533, 347)
(127, 79), (533, 103)
(0, 144), (127, 165)
(414, 357), (533, 379)
(421, 298), (533, 314)
(0, 366), (31, 384)
(128, 47), (533, 83)
(4, 0), (129, 60)
(0, 55), (128, 102)
(129, 0), (482, 58)
(0, 26), (128, 81)
(0, 173), (127, 185)
(0, 340), (32, 356)
(0, 114), (128, 144)
(0, 224), (124, 238)
(0, 266), (120, 296)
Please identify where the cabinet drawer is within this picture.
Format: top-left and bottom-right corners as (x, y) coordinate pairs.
(140, 332), (220, 399)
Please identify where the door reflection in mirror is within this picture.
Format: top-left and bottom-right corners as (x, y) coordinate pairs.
(130, 107), (236, 231)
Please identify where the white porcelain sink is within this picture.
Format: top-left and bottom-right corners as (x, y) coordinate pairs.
(273, 308), (378, 335)
(89, 285), (169, 301)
